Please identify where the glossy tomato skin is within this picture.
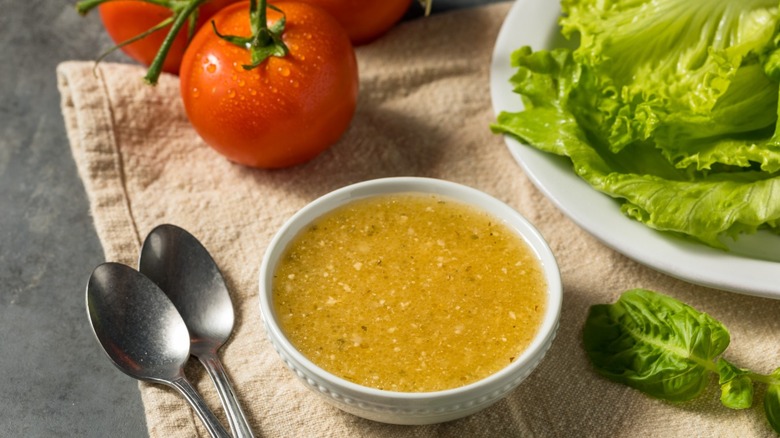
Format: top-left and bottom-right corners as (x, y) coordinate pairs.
(296, 0), (413, 45)
(98, 0), (238, 74)
(180, 1), (359, 168)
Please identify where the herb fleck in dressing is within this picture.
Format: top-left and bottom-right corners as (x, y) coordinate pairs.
(273, 193), (546, 392)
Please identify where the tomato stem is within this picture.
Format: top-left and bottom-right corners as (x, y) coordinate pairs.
(252, 0), (264, 36)
(94, 16), (175, 69)
(214, 0), (288, 70)
(77, 0), (202, 84)
(144, 0), (207, 84)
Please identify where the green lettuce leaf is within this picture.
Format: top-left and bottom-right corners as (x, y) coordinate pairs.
(492, 0), (780, 248)
(561, 0), (780, 152)
(582, 289), (730, 401)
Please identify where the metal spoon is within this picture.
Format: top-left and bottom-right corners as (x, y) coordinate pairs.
(86, 262), (230, 438)
(139, 224), (254, 438)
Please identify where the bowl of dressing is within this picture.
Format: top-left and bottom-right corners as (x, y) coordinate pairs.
(259, 177), (562, 425)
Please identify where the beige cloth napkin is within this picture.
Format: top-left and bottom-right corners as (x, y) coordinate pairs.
(57, 2), (780, 437)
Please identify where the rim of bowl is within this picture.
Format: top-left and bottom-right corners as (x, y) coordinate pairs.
(259, 176), (562, 401)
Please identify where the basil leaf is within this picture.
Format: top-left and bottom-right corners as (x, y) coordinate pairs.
(717, 359), (753, 409)
(765, 374), (780, 434)
(721, 376), (753, 409)
(764, 368), (780, 434)
(583, 289), (730, 401)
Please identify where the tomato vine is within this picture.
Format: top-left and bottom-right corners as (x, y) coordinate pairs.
(76, 0), (212, 80)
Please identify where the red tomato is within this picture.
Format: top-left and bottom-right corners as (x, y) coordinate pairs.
(98, 0), (238, 74)
(179, 1), (359, 169)
(295, 0), (414, 45)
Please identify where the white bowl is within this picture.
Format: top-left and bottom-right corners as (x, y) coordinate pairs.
(259, 177), (562, 425)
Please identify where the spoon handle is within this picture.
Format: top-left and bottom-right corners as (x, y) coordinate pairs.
(169, 376), (231, 438)
(200, 353), (256, 438)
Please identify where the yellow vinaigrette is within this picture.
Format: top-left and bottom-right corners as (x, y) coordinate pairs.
(273, 193), (546, 392)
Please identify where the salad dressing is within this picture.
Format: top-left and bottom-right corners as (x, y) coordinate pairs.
(272, 193), (546, 392)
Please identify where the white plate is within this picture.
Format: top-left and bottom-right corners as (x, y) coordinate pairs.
(489, 0), (780, 299)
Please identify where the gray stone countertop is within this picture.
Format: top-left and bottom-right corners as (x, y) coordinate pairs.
(0, 0), (507, 436)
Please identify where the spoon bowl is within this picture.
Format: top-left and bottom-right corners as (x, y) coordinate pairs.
(139, 224), (254, 438)
(86, 262), (230, 438)
(87, 262), (190, 381)
(138, 225), (234, 353)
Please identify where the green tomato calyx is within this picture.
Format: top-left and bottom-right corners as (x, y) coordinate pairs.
(212, 0), (289, 70)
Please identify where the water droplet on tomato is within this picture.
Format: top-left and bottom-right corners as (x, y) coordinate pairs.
(238, 79), (246, 87)
(227, 89), (236, 98)
(298, 54), (305, 61)
(203, 54), (219, 73)
(250, 89), (257, 96)
(192, 88), (200, 98)
(278, 66), (290, 77)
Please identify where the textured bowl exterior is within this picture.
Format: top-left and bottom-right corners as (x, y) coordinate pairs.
(259, 177), (562, 425)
